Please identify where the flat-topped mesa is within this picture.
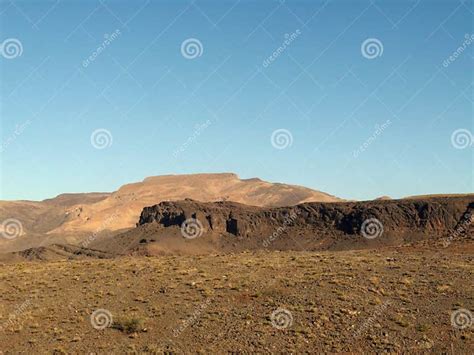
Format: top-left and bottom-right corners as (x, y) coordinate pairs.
(138, 196), (474, 240)
(0, 173), (345, 254)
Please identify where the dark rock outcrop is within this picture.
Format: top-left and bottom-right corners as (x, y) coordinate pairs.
(138, 197), (473, 243)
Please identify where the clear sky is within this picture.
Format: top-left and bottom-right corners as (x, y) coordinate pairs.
(1, 0), (473, 201)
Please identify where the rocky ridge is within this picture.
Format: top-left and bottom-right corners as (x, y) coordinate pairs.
(136, 196), (473, 250)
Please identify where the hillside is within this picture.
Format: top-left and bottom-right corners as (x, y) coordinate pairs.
(0, 173), (341, 253)
(87, 196), (473, 257)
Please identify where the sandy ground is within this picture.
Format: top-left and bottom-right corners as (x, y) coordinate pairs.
(0, 247), (473, 354)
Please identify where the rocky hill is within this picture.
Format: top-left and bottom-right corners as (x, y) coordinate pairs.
(0, 173), (342, 253)
(90, 196), (473, 256)
(139, 196), (473, 236)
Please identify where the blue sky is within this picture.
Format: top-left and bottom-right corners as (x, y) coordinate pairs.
(1, 0), (473, 201)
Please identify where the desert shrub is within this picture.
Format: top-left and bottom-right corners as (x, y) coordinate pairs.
(112, 317), (144, 333)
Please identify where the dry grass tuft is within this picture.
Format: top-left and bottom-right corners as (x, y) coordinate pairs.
(112, 316), (144, 334)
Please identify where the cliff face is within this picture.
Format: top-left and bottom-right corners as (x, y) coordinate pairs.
(138, 197), (473, 242)
(6, 196), (472, 260)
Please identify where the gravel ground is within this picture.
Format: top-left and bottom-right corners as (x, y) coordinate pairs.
(0, 247), (473, 354)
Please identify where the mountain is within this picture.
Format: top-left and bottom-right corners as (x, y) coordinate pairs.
(0, 173), (342, 253)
